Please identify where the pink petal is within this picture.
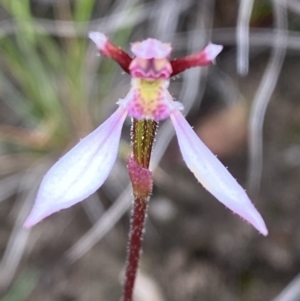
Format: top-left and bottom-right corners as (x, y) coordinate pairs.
(24, 107), (127, 228)
(89, 32), (132, 73)
(131, 39), (172, 59)
(170, 43), (223, 77)
(202, 43), (223, 62)
(89, 32), (108, 51)
(170, 110), (268, 236)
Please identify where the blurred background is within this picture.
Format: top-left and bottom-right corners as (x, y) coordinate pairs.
(0, 0), (300, 300)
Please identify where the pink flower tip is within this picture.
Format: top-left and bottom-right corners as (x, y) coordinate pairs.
(89, 31), (108, 50)
(24, 207), (47, 228)
(204, 43), (223, 61)
(131, 39), (172, 59)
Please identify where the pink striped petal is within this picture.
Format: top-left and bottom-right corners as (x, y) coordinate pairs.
(170, 110), (268, 236)
(24, 107), (127, 228)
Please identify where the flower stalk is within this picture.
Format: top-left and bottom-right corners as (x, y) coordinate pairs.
(123, 119), (156, 301)
(123, 195), (148, 301)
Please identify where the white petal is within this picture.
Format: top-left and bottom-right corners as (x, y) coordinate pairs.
(24, 107), (127, 228)
(89, 32), (108, 50)
(170, 110), (268, 236)
(203, 43), (223, 61)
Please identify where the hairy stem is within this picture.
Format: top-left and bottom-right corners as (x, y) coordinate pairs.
(122, 119), (157, 301)
(122, 196), (148, 301)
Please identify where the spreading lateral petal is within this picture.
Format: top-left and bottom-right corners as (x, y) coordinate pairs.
(170, 109), (268, 236)
(24, 107), (127, 228)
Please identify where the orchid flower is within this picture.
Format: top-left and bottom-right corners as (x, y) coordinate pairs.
(24, 32), (268, 236)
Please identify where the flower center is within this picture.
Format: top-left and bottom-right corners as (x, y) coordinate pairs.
(118, 78), (182, 121)
(129, 57), (172, 80)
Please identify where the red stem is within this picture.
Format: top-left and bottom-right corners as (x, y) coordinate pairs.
(122, 119), (155, 301)
(122, 196), (148, 301)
